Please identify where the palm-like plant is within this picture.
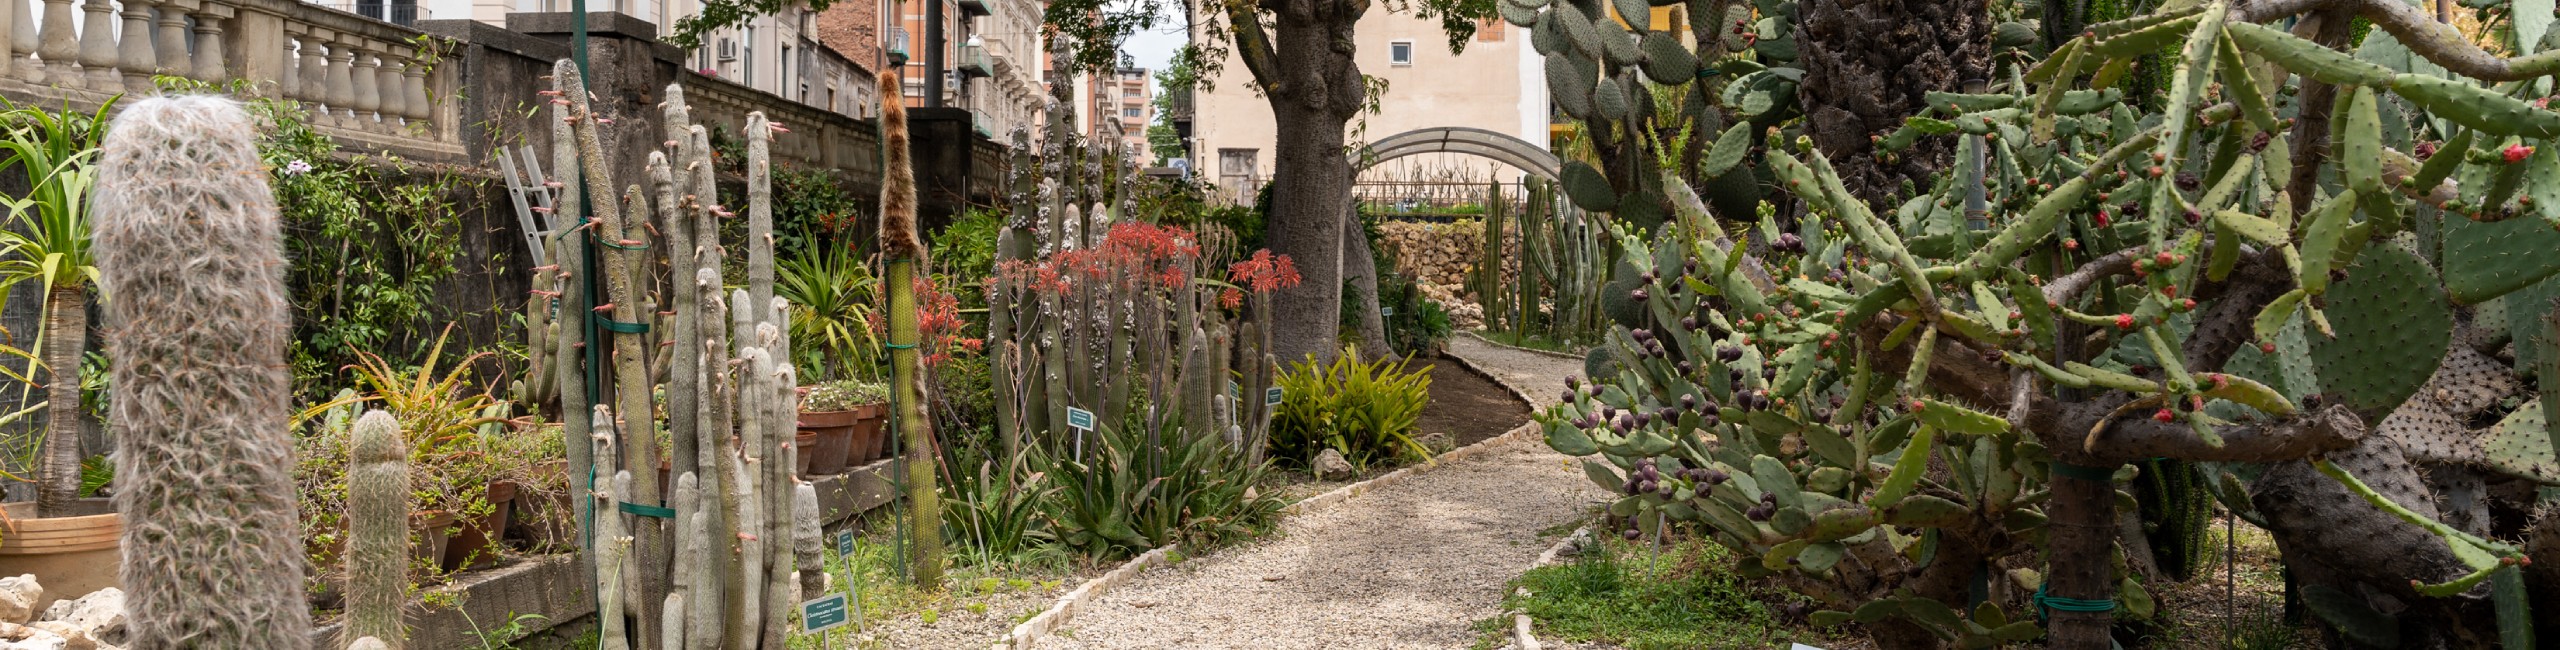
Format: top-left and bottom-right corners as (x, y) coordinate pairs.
(0, 97), (112, 518)
(776, 244), (882, 382)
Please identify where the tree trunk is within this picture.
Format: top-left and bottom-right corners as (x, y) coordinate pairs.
(35, 284), (83, 518)
(1796, 0), (1992, 206)
(1258, 0), (1367, 366)
(1342, 214), (1388, 357)
(2044, 451), (2122, 649)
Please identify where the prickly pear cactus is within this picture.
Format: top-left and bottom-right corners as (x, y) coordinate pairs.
(95, 95), (311, 649)
(1530, 1), (2560, 646)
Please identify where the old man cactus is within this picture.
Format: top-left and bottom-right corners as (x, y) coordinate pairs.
(1531, 0), (2560, 647)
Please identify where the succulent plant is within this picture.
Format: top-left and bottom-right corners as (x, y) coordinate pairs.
(1527, 0), (2560, 646)
(346, 410), (409, 650)
(95, 95), (311, 650)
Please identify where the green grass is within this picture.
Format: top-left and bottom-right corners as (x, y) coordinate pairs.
(781, 528), (1083, 649)
(1475, 535), (1798, 650)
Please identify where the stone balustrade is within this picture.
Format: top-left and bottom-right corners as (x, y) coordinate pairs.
(0, 0), (460, 159)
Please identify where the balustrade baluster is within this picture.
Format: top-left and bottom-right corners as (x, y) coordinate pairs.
(323, 34), (352, 120)
(375, 42), (404, 126)
(277, 24), (299, 99)
(298, 30), (327, 109)
(151, 0), (178, 77)
(11, 0), (32, 81)
(187, 6), (219, 81)
(75, 0), (114, 89)
(346, 39), (376, 125)
(401, 47), (426, 123)
(37, 0), (73, 82)
(115, 0), (150, 91)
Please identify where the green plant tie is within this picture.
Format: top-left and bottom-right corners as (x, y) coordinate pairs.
(618, 502), (676, 518)
(2049, 461), (2119, 482)
(591, 314), (651, 334)
(883, 342), (917, 349)
(1696, 66), (1723, 79)
(2033, 584), (2118, 618)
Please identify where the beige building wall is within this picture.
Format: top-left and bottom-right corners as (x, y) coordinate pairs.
(1190, 14), (1545, 203)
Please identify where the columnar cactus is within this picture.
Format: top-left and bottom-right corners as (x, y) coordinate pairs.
(878, 69), (948, 590)
(346, 410), (409, 650)
(95, 95), (309, 650)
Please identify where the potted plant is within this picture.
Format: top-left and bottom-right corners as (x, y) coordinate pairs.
(800, 379), (886, 472)
(0, 99), (119, 612)
(339, 330), (515, 575)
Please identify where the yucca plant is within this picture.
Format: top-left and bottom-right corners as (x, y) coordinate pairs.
(0, 97), (112, 518)
(776, 244), (882, 382)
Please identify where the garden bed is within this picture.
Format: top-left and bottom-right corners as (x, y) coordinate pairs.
(1269, 355), (1530, 503)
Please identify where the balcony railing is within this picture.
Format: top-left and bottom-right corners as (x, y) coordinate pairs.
(956, 41), (988, 78)
(0, 0), (461, 156)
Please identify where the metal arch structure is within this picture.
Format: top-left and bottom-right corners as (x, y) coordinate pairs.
(1352, 127), (1561, 180)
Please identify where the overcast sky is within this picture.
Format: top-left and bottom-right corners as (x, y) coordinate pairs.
(1114, 0), (1189, 84)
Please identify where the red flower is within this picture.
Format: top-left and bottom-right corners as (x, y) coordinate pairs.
(1228, 250), (1302, 293)
(2508, 144), (2537, 164)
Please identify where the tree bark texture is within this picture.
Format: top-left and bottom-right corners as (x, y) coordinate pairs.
(1246, 0), (1369, 366)
(35, 285), (82, 517)
(1796, 0), (1992, 207)
(1343, 217), (1389, 357)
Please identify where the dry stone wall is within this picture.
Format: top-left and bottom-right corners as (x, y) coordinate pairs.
(1374, 220), (1520, 329)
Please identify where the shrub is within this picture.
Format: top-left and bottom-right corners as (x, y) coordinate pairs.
(937, 436), (1054, 565)
(1269, 348), (1432, 468)
(1032, 413), (1284, 561)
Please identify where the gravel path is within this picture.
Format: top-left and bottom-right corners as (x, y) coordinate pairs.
(1039, 339), (1603, 650)
(1447, 335), (1582, 409)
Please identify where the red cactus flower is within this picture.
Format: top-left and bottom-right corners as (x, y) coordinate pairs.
(2507, 144), (2536, 164)
(2153, 408), (2175, 422)
(2115, 314), (2135, 330)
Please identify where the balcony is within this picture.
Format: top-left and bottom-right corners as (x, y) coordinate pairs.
(955, 0), (990, 17)
(957, 41), (990, 78)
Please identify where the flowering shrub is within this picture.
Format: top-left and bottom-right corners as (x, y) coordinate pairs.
(871, 273), (979, 367)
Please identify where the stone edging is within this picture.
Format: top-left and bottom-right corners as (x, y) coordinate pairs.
(1458, 330), (1590, 361)
(1436, 345), (1543, 407)
(989, 544), (1181, 649)
(1506, 525), (1588, 650)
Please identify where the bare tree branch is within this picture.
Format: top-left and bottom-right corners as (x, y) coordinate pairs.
(2087, 403), (2368, 462)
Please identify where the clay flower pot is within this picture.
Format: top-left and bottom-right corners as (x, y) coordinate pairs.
(441, 481), (517, 572)
(855, 402), (892, 464)
(0, 499), (121, 611)
(795, 431), (820, 477)
(798, 407), (858, 476)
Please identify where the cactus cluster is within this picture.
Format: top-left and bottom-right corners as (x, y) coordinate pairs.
(984, 117), (1287, 466)
(530, 60), (822, 647)
(1525, 0), (2560, 645)
(1472, 178), (1616, 343)
(93, 95), (311, 649)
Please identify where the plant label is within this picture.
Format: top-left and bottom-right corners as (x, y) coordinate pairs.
(836, 530), (854, 557)
(802, 593), (850, 633)
(1265, 387), (1284, 407)
(1067, 407), (1095, 432)
(1382, 307), (1395, 317)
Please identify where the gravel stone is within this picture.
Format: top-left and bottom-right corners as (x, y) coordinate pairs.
(1039, 338), (1602, 649)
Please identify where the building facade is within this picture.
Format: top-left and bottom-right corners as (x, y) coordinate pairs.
(413, 0), (879, 118)
(1078, 63), (1148, 162)
(1186, 14), (1546, 203)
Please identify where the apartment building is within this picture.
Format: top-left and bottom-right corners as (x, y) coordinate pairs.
(1187, 13), (1547, 203)
(883, 0), (1048, 139)
(408, 0), (880, 118)
(1078, 62), (1148, 162)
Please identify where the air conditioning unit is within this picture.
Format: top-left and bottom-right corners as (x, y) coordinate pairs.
(717, 38), (738, 61)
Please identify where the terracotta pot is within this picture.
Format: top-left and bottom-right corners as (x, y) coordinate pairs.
(794, 431), (819, 477)
(856, 403), (892, 464)
(413, 510), (458, 572)
(439, 482), (515, 572)
(0, 500), (121, 612)
(506, 461), (573, 549)
(799, 409), (857, 475)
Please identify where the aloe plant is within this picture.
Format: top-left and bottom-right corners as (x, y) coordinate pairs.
(1526, 0), (2560, 646)
(0, 97), (112, 519)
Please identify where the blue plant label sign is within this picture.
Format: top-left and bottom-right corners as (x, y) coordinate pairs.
(802, 594), (850, 633)
(836, 530), (854, 557)
(1228, 380), (1240, 401)
(1382, 307), (1395, 317)
(1067, 407), (1096, 432)
(1265, 387), (1284, 407)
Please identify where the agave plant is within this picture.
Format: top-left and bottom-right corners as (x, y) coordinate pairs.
(0, 97), (112, 518)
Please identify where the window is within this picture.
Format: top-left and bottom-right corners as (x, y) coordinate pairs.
(743, 26), (757, 86)
(1125, 86), (1140, 96)
(1477, 18), (1504, 42)
(1389, 40), (1413, 65)
(1124, 107), (1142, 117)
(1219, 149), (1260, 204)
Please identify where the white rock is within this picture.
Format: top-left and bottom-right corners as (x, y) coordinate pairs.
(37, 590), (119, 645)
(0, 582), (32, 626)
(1313, 449), (1356, 481)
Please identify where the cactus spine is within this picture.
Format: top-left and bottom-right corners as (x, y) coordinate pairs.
(346, 410), (409, 650)
(94, 95), (309, 650)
